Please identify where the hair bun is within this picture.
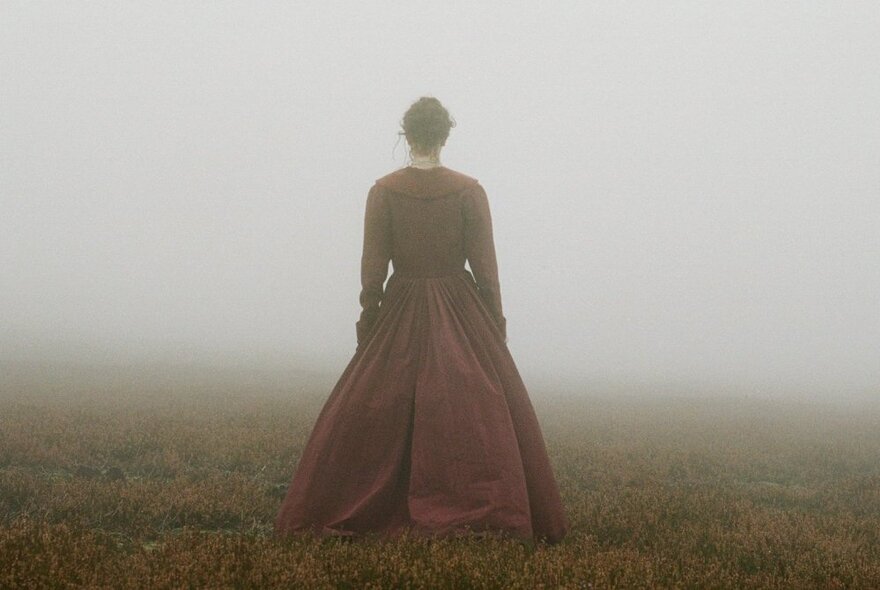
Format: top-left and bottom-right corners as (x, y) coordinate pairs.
(401, 96), (455, 154)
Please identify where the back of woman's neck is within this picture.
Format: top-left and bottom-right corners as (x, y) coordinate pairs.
(410, 153), (442, 169)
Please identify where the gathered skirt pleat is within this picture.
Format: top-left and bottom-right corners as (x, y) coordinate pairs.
(274, 269), (569, 544)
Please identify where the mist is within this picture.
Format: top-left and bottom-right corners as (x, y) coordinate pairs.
(2, 2), (878, 400)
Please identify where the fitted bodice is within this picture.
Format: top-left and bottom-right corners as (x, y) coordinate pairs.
(386, 191), (468, 277)
(356, 165), (506, 343)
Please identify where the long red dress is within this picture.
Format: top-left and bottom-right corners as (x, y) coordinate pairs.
(274, 165), (569, 544)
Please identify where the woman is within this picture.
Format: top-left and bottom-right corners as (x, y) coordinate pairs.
(274, 97), (569, 545)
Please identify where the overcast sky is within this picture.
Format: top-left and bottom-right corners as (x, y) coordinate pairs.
(2, 2), (878, 397)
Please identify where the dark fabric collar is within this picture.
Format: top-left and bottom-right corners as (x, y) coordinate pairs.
(375, 166), (479, 199)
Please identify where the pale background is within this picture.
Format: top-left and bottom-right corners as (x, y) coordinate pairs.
(2, 2), (878, 400)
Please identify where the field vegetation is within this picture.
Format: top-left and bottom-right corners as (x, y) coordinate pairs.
(1, 361), (878, 588)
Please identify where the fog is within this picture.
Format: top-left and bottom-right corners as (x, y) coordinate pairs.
(2, 2), (878, 400)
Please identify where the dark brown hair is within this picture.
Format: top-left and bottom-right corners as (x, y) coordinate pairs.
(400, 97), (456, 154)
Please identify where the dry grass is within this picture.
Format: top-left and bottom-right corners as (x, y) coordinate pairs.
(1, 363), (878, 588)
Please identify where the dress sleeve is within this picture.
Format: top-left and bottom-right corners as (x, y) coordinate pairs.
(356, 183), (392, 346)
(463, 183), (507, 342)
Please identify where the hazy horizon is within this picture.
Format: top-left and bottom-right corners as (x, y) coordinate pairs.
(3, 2), (878, 400)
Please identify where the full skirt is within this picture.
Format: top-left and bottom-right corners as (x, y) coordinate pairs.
(274, 269), (569, 544)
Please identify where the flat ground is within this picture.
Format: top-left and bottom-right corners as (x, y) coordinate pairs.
(1, 362), (878, 588)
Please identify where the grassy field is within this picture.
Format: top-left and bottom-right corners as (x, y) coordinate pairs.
(1, 362), (878, 588)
